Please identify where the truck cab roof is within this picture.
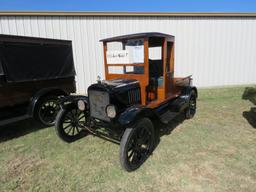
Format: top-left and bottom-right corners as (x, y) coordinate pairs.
(100, 32), (174, 42)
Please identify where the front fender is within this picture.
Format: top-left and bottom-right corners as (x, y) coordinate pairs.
(118, 105), (154, 126)
(59, 95), (88, 109)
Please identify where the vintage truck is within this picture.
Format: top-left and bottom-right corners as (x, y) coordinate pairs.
(0, 35), (76, 126)
(55, 32), (197, 171)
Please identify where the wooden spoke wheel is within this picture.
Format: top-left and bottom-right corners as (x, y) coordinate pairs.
(120, 118), (155, 172)
(55, 104), (87, 142)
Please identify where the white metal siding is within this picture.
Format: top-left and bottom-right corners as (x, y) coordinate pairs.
(0, 16), (256, 93)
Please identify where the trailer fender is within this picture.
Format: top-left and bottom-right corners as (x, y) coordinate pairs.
(28, 87), (68, 116)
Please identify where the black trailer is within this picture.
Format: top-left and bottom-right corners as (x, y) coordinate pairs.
(0, 34), (76, 126)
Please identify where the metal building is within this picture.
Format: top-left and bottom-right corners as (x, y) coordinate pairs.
(0, 12), (256, 93)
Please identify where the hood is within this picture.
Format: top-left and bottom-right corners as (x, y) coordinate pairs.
(88, 78), (140, 93)
(102, 79), (139, 91)
(88, 78), (141, 108)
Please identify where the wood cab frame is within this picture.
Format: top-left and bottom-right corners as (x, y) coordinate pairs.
(101, 32), (180, 107)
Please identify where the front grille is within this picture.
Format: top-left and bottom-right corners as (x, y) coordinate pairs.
(128, 88), (140, 104)
(89, 90), (110, 122)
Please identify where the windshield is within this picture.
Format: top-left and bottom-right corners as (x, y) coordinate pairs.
(106, 39), (144, 75)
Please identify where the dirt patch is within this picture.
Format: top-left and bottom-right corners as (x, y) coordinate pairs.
(191, 164), (217, 182)
(7, 155), (45, 191)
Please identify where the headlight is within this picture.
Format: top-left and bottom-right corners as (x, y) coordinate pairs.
(77, 100), (86, 111)
(106, 105), (116, 118)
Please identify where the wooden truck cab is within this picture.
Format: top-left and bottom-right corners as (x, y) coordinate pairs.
(102, 32), (192, 108)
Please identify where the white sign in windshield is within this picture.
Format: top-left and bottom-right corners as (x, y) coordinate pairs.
(107, 47), (144, 64)
(106, 39), (144, 64)
(107, 50), (130, 64)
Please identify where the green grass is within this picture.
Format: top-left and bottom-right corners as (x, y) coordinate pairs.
(1, 86), (256, 192)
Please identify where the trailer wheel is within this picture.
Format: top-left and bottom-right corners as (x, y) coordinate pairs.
(55, 104), (87, 143)
(120, 118), (155, 172)
(36, 95), (61, 126)
(185, 90), (197, 119)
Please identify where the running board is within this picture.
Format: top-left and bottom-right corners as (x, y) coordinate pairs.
(0, 114), (30, 126)
(159, 111), (179, 124)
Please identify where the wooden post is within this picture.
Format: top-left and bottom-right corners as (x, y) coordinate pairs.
(103, 42), (108, 79)
(162, 38), (167, 99)
(141, 37), (149, 105)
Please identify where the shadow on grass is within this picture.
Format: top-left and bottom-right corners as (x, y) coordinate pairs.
(0, 113), (186, 144)
(242, 87), (256, 129)
(0, 113), (186, 171)
(242, 87), (256, 105)
(243, 108), (256, 129)
(0, 119), (48, 143)
(160, 114), (185, 136)
(152, 114), (185, 152)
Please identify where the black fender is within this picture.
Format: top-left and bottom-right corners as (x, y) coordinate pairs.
(118, 105), (156, 126)
(166, 86), (198, 113)
(181, 86), (198, 99)
(28, 87), (68, 116)
(58, 95), (88, 109)
(190, 86), (198, 98)
(178, 86), (198, 109)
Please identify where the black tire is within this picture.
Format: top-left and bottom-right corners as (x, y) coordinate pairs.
(35, 95), (61, 126)
(55, 104), (87, 143)
(120, 118), (155, 172)
(185, 90), (197, 119)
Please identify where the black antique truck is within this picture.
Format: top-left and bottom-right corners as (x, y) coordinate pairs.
(0, 34), (76, 126)
(55, 32), (197, 171)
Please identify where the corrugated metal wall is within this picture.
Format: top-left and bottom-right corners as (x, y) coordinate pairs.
(0, 16), (256, 93)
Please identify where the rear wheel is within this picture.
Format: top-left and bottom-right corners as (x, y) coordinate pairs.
(120, 118), (155, 172)
(36, 95), (60, 126)
(55, 104), (87, 143)
(185, 90), (197, 119)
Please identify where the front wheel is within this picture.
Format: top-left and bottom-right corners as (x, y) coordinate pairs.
(55, 104), (87, 143)
(120, 118), (155, 172)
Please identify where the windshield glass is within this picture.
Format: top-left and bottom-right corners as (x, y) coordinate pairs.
(106, 39), (144, 74)
(107, 39), (144, 64)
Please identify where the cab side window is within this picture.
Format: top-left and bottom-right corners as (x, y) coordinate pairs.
(148, 47), (163, 78)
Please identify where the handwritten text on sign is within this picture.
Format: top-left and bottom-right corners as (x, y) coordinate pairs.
(107, 50), (130, 64)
